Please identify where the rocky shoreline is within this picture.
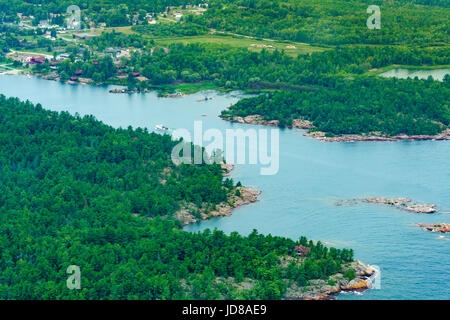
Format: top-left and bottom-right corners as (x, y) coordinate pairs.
(222, 114), (314, 130)
(176, 163), (261, 225)
(176, 186), (261, 225)
(285, 260), (377, 300)
(109, 88), (151, 94)
(306, 129), (450, 142)
(222, 114), (450, 142)
(417, 223), (450, 233)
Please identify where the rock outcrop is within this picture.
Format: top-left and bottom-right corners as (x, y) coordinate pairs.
(363, 197), (437, 213)
(223, 114), (313, 129)
(417, 223), (450, 233)
(285, 260), (377, 300)
(305, 129), (450, 142)
(222, 113), (450, 142)
(335, 198), (438, 213)
(176, 186), (261, 225)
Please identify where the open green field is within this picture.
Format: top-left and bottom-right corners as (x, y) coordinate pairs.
(154, 34), (327, 56)
(150, 81), (222, 94)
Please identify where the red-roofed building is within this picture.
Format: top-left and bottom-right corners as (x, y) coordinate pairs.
(29, 57), (47, 64)
(294, 245), (311, 257)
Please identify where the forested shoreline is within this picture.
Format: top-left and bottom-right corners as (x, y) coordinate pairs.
(2, 0), (449, 138)
(2, 0), (449, 301)
(32, 34), (450, 138)
(0, 95), (361, 299)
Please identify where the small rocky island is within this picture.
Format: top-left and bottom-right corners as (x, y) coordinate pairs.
(417, 223), (450, 234)
(335, 197), (438, 213)
(363, 197), (438, 213)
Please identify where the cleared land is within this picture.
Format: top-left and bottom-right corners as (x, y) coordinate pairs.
(153, 34), (327, 56)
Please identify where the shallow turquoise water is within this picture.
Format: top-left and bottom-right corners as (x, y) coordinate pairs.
(1, 75), (449, 300)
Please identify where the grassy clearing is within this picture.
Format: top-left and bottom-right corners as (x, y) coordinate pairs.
(153, 34), (327, 56)
(150, 81), (222, 94)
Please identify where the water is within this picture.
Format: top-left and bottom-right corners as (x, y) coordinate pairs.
(379, 68), (450, 81)
(1, 75), (449, 300)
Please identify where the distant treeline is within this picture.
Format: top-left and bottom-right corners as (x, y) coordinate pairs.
(190, 0), (450, 45)
(223, 76), (450, 136)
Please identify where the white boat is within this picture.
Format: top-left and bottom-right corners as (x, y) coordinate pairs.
(155, 124), (169, 131)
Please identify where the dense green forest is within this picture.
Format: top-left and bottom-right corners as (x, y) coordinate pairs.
(39, 35), (450, 137)
(2, 0), (449, 41)
(46, 32), (450, 87)
(3, 0), (449, 137)
(0, 0), (206, 27)
(0, 95), (233, 219)
(222, 76), (450, 136)
(190, 0), (450, 45)
(0, 95), (354, 299)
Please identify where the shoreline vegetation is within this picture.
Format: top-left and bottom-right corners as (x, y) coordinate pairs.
(285, 260), (376, 300)
(176, 163), (262, 226)
(221, 114), (450, 142)
(8, 72), (449, 143)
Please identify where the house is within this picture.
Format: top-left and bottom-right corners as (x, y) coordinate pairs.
(78, 78), (93, 84)
(106, 47), (121, 54)
(38, 20), (50, 28)
(75, 70), (82, 76)
(73, 33), (96, 40)
(29, 57), (47, 64)
(56, 53), (70, 61)
(294, 245), (311, 257)
(136, 76), (149, 82)
(7, 53), (29, 63)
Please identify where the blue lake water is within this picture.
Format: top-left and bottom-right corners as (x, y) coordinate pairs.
(379, 68), (450, 81)
(1, 75), (449, 300)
